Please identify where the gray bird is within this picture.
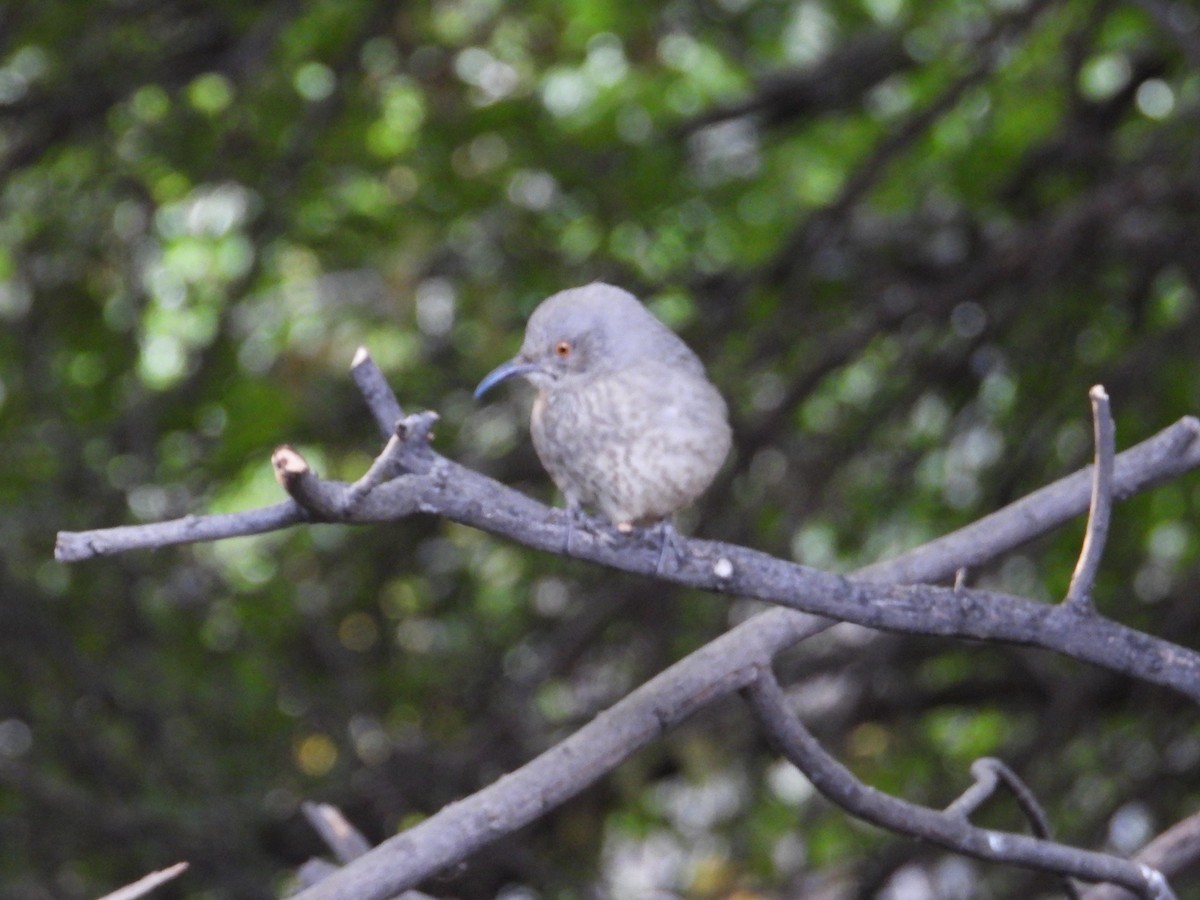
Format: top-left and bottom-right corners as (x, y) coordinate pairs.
(475, 283), (731, 554)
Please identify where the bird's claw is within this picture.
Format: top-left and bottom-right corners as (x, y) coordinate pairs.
(562, 503), (580, 556)
(652, 519), (686, 576)
(562, 503), (605, 556)
(559, 508), (685, 576)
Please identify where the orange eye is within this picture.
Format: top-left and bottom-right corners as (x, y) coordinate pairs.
(555, 341), (571, 357)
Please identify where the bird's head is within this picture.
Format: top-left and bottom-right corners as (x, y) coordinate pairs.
(474, 283), (680, 399)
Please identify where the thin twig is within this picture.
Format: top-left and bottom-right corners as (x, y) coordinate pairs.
(947, 758), (1052, 837)
(54, 501), (309, 561)
(302, 802), (372, 864)
(1067, 385), (1116, 610)
(344, 350), (421, 504)
(1083, 809), (1200, 899)
(352, 346), (404, 437)
(744, 668), (1172, 898)
(296, 803), (441, 900)
(54, 353), (413, 563)
(343, 429), (413, 508)
(947, 757), (1081, 899)
(96, 862), (188, 900)
(868, 412), (1198, 585)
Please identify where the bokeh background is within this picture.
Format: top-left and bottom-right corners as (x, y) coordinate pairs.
(4, 0), (1200, 897)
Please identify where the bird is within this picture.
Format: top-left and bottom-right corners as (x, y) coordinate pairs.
(474, 282), (731, 561)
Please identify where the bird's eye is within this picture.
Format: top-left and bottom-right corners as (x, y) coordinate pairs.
(555, 341), (571, 357)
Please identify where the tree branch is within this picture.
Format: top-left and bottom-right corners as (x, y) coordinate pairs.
(1083, 810), (1200, 899)
(947, 757), (1055, 837)
(294, 803), (439, 900)
(351, 345), (404, 436)
(302, 802), (373, 865)
(743, 667), (1173, 898)
(58, 390), (1200, 701)
(946, 757), (1081, 899)
(56, 353), (1200, 899)
(54, 501), (311, 561)
(290, 633), (768, 900)
(1067, 385), (1116, 610)
(96, 862), (189, 900)
(55, 356), (1200, 699)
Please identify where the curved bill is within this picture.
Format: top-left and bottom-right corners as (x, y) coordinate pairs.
(474, 358), (540, 399)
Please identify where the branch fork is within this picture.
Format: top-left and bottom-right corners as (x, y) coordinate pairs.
(745, 666), (1172, 899)
(271, 411), (441, 520)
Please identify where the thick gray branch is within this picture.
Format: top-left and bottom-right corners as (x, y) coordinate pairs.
(213, 426), (1200, 702)
(57, 407), (1200, 700)
(291, 636), (766, 900)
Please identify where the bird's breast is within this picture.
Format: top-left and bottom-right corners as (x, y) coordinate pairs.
(528, 366), (731, 526)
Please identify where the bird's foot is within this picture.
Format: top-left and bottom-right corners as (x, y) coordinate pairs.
(610, 520), (685, 574)
(562, 502), (607, 556)
(652, 519), (686, 576)
(562, 503), (581, 556)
